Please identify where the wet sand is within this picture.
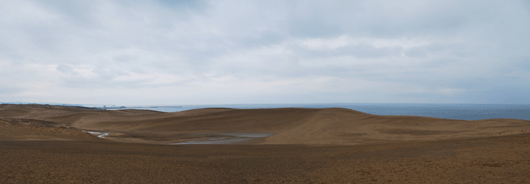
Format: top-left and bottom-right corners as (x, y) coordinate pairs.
(1, 104), (530, 183)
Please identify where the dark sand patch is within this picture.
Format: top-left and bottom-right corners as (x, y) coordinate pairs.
(0, 109), (29, 118)
(379, 129), (462, 135)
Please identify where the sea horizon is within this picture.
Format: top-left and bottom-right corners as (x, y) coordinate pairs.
(3, 102), (530, 121)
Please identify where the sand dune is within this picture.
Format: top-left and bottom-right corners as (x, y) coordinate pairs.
(2, 104), (530, 183)
(1, 104), (529, 145)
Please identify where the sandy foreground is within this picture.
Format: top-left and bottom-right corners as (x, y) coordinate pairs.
(1, 104), (530, 183)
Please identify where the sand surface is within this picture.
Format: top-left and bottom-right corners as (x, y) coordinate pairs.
(1, 104), (530, 183)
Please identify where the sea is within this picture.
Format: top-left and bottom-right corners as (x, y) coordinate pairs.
(114, 103), (530, 121)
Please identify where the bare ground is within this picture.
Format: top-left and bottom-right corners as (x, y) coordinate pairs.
(1, 104), (530, 183)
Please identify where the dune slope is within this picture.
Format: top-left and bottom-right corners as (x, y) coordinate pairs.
(1, 104), (529, 145)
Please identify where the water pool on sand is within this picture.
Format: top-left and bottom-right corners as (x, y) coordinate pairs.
(171, 133), (276, 145)
(81, 130), (275, 145)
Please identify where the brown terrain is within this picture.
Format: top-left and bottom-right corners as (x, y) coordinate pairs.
(1, 104), (530, 183)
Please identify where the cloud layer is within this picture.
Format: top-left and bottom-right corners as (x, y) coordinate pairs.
(1, 0), (529, 105)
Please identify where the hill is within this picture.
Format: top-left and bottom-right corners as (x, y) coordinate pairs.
(1, 104), (529, 145)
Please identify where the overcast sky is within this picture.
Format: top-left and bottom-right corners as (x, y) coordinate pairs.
(1, 0), (529, 105)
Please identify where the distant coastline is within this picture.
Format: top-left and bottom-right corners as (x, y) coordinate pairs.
(2, 102), (530, 121)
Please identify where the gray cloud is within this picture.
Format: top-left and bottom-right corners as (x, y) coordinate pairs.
(0, 0), (529, 105)
(56, 64), (73, 73)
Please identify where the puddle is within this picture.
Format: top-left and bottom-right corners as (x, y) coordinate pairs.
(171, 133), (275, 145)
(80, 130), (275, 145)
(82, 130), (109, 138)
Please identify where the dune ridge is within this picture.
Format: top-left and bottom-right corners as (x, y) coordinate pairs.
(1, 104), (529, 145)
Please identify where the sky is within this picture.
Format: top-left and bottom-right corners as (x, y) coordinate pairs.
(1, 0), (530, 106)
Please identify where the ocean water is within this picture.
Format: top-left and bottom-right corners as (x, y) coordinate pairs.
(122, 103), (530, 121)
